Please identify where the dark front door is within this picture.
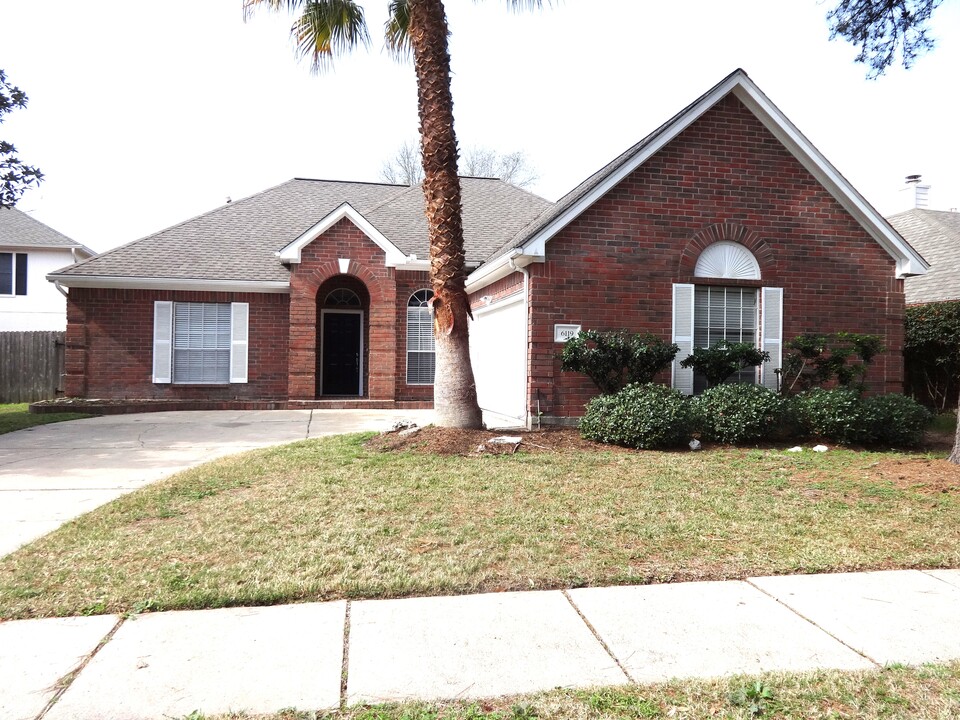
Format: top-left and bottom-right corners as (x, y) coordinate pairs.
(321, 311), (362, 395)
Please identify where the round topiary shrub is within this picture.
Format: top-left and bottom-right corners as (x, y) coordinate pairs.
(791, 388), (868, 445)
(579, 382), (692, 449)
(862, 393), (932, 448)
(691, 383), (785, 444)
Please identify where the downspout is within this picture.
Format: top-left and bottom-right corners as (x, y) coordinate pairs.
(508, 258), (531, 429)
(54, 280), (68, 298)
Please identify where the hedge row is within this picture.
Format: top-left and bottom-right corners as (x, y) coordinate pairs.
(579, 383), (931, 450)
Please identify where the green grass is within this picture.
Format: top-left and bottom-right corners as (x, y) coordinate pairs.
(931, 412), (957, 435)
(182, 662), (960, 719)
(0, 403), (92, 435)
(1, 433), (957, 619)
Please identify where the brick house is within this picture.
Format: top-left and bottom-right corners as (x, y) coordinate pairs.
(49, 70), (926, 425)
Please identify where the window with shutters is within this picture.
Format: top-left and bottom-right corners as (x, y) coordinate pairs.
(173, 302), (231, 384)
(0, 252), (27, 296)
(673, 243), (782, 395)
(406, 289), (435, 385)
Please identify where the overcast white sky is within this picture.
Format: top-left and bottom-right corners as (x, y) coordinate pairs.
(3, 0), (958, 253)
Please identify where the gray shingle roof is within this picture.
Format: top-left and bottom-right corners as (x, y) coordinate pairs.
(0, 207), (93, 255)
(888, 209), (960, 304)
(367, 177), (551, 265)
(53, 177), (551, 283)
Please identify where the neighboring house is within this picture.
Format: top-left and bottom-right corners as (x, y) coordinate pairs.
(886, 209), (960, 305)
(48, 69), (927, 425)
(0, 208), (95, 331)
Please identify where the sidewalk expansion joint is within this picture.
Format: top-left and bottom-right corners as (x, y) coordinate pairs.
(306, 409), (314, 439)
(340, 600), (352, 710)
(744, 579), (881, 668)
(921, 569), (959, 589)
(562, 589), (635, 683)
(36, 614), (127, 720)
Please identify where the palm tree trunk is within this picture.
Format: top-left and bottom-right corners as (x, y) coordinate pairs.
(407, 0), (483, 429)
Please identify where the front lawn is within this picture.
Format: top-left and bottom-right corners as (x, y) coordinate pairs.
(1, 430), (957, 619)
(0, 403), (92, 435)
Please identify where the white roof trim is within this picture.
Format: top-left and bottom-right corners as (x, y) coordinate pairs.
(46, 274), (290, 294)
(277, 202), (408, 267)
(518, 70), (928, 279)
(466, 250), (542, 293)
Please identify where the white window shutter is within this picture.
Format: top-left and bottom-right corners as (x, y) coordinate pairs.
(672, 284), (695, 395)
(761, 287), (784, 391)
(230, 302), (249, 383)
(153, 301), (173, 384)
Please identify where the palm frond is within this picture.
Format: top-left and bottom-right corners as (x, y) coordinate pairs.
(384, 0), (412, 60)
(291, 0), (371, 73)
(242, 0), (308, 22)
(500, 0), (553, 11)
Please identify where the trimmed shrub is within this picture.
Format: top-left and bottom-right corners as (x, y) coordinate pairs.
(862, 394), (932, 448)
(560, 331), (679, 394)
(780, 332), (884, 395)
(691, 384), (786, 444)
(579, 383), (692, 449)
(679, 340), (769, 388)
(791, 388), (867, 445)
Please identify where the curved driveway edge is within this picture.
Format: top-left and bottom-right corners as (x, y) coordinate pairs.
(0, 409), (433, 558)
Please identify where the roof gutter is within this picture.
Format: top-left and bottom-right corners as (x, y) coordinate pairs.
(466, 249), (542, 294)
(46, 275), (291, 294)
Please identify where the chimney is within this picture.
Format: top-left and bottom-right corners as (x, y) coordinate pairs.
(904, 174), (931, 209)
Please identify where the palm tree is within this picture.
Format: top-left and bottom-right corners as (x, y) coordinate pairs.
(244, 0), (544, 428)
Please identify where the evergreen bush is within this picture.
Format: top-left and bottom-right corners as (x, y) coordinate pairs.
(862, 393), (932, 448)
(692, 384), (785, 444)
(791, 388), (868, 445)
(579, 382), (692, 449)
(560, 331), (679, 394)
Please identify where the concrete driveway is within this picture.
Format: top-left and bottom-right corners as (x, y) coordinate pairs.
(0, 409), (432, 558)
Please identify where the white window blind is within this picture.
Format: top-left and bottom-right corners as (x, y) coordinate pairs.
(406, 289), (435, 385)
(173, 302), (231, 384)
(692, 286), (759, 393)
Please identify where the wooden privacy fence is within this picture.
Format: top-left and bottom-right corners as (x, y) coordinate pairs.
(0, 331), (66, 403)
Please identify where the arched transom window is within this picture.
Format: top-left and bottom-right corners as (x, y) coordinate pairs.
(407, 289), (435, 385)
(325, 288), (361, 306)
(694, 241), (760, 280)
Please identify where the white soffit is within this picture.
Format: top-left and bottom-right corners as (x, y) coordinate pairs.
(46, 274), (291, 294)
(518, 70), (927, 279)
(277, 202), (408, 267)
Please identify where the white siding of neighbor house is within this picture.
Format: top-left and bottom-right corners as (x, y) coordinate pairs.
(469, 294), (527, 428)
(0, 248), (78, 331)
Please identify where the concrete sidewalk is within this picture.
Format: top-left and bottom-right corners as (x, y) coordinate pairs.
(0, 409), (433, 557)
(3, 569), (959, 720)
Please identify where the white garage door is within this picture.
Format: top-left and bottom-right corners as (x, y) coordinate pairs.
(469, 295), (527, 427)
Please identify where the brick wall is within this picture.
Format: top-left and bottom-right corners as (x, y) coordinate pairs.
(529, 94), (905, 419)
(64, 288), (289, 399)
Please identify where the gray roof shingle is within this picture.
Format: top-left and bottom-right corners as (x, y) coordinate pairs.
(0, 207), (93, 254)
(53, 177), (551, 282)
(888, 209), (960, 304)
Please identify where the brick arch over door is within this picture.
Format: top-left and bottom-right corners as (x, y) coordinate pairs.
(677, 223), (777, 283)
(288, 260), (396, 400)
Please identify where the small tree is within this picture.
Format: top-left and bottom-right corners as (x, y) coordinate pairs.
(560, 330), (679, 395)
(1, 69), (44, 208)
(780, 332), (883, 395)
(679, 340), (769, 388)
